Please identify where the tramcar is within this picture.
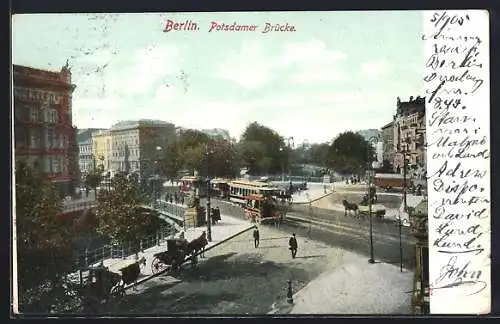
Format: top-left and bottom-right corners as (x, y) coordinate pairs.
(210, 178), (230, 199)
(180, 176), (208, 198)
(244, 194), (282, 224)
(228, 179), (281, 206)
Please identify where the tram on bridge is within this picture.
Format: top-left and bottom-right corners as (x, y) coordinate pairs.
(227, 179), (281, 206)
(180, 176), (208, 197)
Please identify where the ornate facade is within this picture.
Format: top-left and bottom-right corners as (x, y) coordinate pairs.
(13, 64), (79, 197)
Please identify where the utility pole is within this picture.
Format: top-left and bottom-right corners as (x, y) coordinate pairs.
(205, 146), (213, 242)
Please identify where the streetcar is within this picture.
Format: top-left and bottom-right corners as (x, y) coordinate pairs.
(180, 176), (208, 197)
(228, 179), (281, 206)
(244, 193), (282, 224)
(210, 178), (230, 199)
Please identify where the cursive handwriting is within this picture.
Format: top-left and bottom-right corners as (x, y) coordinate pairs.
(424, 10), (490, 308)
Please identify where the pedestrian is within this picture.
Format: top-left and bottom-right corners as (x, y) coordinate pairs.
(288, 233), (298, 258)
(253, 226), (260, 248)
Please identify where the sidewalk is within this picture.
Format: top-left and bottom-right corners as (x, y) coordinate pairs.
(68, 214), (254, 282)
(292, 183), (334, 204)
(269, 250), (414, 314)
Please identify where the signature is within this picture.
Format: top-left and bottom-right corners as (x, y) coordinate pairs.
(432, 256), (487, 296)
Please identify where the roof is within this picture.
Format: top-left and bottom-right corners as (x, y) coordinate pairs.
(229, 179), (278, 189)
(374, 173), (404, 179)
(110, 119), (175, 132)
(181, 176), (201, 181)
(381, 121), (394, 130)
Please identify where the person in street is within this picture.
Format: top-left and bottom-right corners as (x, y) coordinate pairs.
(253, 226), (260, 248)
(289, 233), (298, 258)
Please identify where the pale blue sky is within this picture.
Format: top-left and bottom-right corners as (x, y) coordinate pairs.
(12, 11), (424, 144)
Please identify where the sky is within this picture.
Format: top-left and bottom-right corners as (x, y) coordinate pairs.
(12, 11), (425, 145)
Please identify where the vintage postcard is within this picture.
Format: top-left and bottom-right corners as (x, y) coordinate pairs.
(11, 10), (490, 316)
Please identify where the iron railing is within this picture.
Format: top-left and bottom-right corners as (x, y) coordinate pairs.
(73, 226), (175, 269)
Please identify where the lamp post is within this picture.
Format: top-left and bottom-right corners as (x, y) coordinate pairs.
(152, 146), (162, 205)
(367, 135), (379, 264)
(205, 146), (214, 242)
(279, 147), (285, 182)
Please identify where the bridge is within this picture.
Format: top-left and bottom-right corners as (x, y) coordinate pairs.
(140, 200), (187, 232)
(60, 192), (97, 214)
(59, 193), (189, 232)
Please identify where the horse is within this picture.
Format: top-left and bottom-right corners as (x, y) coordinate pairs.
(187, 232), (209, 260)
(342, 200), (359, 217)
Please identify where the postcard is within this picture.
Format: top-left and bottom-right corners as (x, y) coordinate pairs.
(11, 10), (490, 316)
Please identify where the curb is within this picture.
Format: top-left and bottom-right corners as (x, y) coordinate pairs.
(124, 224), (255, 291)
(292, 190), (334, 205)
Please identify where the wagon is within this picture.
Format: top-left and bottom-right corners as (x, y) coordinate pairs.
(107, 257), (146, 297)
(151, 238), (190, 274)
(358, 204), (386, 220)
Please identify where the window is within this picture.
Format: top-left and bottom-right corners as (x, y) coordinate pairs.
(50, 109), (58, 123)
(30, 106), (38, 121)
(52, 158), (60, 173)
(47, 128), (54, 148)
(30, 133), (38, 148)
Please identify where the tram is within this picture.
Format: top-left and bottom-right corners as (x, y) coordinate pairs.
(228, 179), (281, 206)
(180, 176), (208, 198)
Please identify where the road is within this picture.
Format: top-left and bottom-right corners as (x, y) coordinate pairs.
(96, 228), (337, 314)
(208, 191), (416, 271)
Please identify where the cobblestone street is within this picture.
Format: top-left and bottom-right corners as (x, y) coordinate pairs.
(100, 225), (345, 314)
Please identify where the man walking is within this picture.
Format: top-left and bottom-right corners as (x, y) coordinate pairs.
(289, 233), (298, 258)
(253, 226), (260, 248)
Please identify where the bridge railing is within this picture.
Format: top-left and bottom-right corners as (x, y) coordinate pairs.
(62, 197), (97, 213)
(73, 226), (176, 269)
(153, 200), (187, 218)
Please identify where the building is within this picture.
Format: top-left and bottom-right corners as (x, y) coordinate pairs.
(92, 129), (112, 171)
(393, 96), (426, 174)
(109, 119), (176, 179)
(13, 63), (79, 197)
(77, 128), (106, 175)
(200, 128), (231, 141)
(380, 121), (394, 168)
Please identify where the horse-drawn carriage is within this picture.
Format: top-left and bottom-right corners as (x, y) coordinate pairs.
(151, 233), (208, 274)
(79, 257), (146, 308)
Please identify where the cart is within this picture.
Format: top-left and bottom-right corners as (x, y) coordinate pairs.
(150, 238), (189, 274)
(107, 257), (146, 297)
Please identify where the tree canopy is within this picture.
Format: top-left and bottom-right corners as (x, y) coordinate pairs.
(238, 122), (287, 175)
(329, 131), (375, 175)
(15, 161), (75, 312)
(95, 172), (158, 250)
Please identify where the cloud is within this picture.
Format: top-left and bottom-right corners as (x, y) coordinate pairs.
(215, 39), (347, 89)
(289, 69), (344, 84)
(280, 40), (346, 67)
(360, 60), (389, 79)
(216, 41), (275, 90)
(126, 45), (183, 94)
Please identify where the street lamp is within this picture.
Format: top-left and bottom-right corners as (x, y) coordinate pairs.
(152, 146), (162, 205)
(205, 146), (214, 242)
(279, 147), (285, 182)
(367, 135), (379, 264)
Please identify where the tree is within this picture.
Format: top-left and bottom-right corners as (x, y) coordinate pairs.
(15, 161), (75, 312)
(95, 172), (157, 253)
(238, 122), (286, 175)
(329, 131), (375, 175)
(84, 167), (103, 192)
(206, 139), (241, 178)
(159, 137), (183, 182)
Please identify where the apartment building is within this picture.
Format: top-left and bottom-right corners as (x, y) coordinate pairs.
(13, 63), (79, 196)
